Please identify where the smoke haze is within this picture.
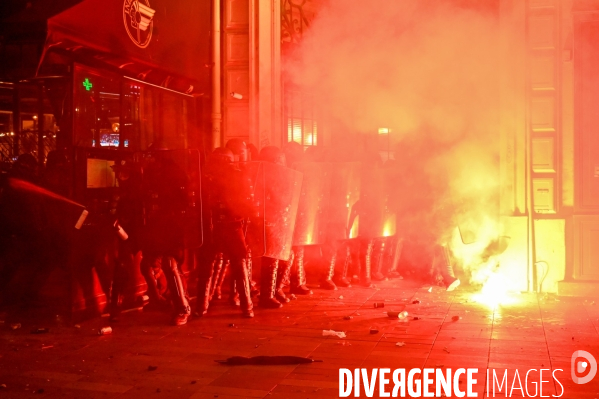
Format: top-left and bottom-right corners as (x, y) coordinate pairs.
(285, 0), (523, 282)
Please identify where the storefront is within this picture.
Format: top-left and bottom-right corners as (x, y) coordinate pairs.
(0, 0), (211, 318)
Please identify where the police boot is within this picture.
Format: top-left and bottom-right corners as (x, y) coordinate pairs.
(109, 260), (127, 322)
(229, 275), (241, 307)
(434, 245), (460, 292)
(360, 240), (374, 287)
(233, 258), (254, 318)
(259, 258), (283, 309)
(386, 237), (403, 279)
(372, 239), (385, 281)
(163, 257), (191, 325)
(247, 253), (259, 297)
(320, 254), (337, 290)
(195, 277), (211, 317)
(208, 254), (224, 301)
(195, 263), (213, 317)
(214, 259), (229, 300)
(349, 240), (362, 285)
(334, 244), (352, 287)
(275, 259), (291, 303)
(290, 247), (312, 295)
(140, 257), (169, 311)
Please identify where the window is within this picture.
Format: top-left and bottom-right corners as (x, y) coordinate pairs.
(0, 84), (57, 167)
(284, 88), (319, 149)
(73, 64), (195, 151)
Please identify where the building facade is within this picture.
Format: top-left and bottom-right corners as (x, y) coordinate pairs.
(227, 0), (598, 295)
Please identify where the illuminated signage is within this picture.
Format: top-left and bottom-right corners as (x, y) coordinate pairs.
(123, 0), (156, 48)
(82, 78), (93, 91)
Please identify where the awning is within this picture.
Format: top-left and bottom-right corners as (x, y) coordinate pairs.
(38, 0), (211, 96)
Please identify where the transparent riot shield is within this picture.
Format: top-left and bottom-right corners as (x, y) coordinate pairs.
(326, 162), (362, 241)
(356, 166), (397, 239)
(136, 149), (203, 248)
(246, 162), (302, 261)
(291, 162), (331, 246)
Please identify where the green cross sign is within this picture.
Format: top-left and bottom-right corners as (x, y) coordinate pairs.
(82, 78), (93, 91)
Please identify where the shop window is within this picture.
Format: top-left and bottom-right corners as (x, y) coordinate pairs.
(73, 66), (120, 148)
(0, 84), (57, 168)
(73, 64), (195, 151)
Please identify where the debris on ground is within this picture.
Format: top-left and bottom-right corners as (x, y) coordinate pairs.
(428, 287), (432, 292)
(216, 356), (322, 365)
(374, 302), (384, 308)
(396, 342), (405, 347)
(10, 323), (21, 330)
(370, 329), (379, 334)
(343, 316), (353, 320)
(412, 300), (421, 304)
(388, 311), (409, 320)
(451, 316), (461, 322)
(290, 294), (297, 300)
(31, 328), (49, 334)
(339, 296), (344, 300)
(98, 327), (112, 335)
(200, 335), (213, 339)
(443, 347), (450, 353)
(74, 325), (81, 329)
(148, 365), (158, 371)
(323, 330), (346, 338)
(41, 345), (53, 350)
(228, 323), (235, 327)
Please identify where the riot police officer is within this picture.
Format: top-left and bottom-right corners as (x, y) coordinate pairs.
(108, 157), (143, 321)
(204, 140), (256, 318)
(139, 151), (191, 325)
(279, 143), (313, 296)
(257, 146), (288, 308)
(195, 147), (233, 316)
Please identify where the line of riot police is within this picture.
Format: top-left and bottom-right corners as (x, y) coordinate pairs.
(0, 139), (460, 326)
(191, 139), (461, 325)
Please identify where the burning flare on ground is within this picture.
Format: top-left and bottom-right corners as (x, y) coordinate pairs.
(450, 216), (519, 308)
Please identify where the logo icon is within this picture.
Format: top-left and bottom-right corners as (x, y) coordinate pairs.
(123, 0), (155, 48)
(572, 350), (597, 384)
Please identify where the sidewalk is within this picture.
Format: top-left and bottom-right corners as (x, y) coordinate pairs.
(0, 279), (598, 398)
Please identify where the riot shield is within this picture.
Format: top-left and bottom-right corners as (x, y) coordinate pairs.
(136, 149), (203, 248)
(326, 162), (362, 241)
(356, 165), (397, 239)
(291, 162), (331, 246)
(246, 162), (302, 261)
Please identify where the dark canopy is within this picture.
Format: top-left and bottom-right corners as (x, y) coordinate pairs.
(41, 0), (211, 94)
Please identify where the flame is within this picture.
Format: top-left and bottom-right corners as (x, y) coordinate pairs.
(382, 217), (396, 237)
(449, 216), (520, 309)
(471, 270), (518, 308)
